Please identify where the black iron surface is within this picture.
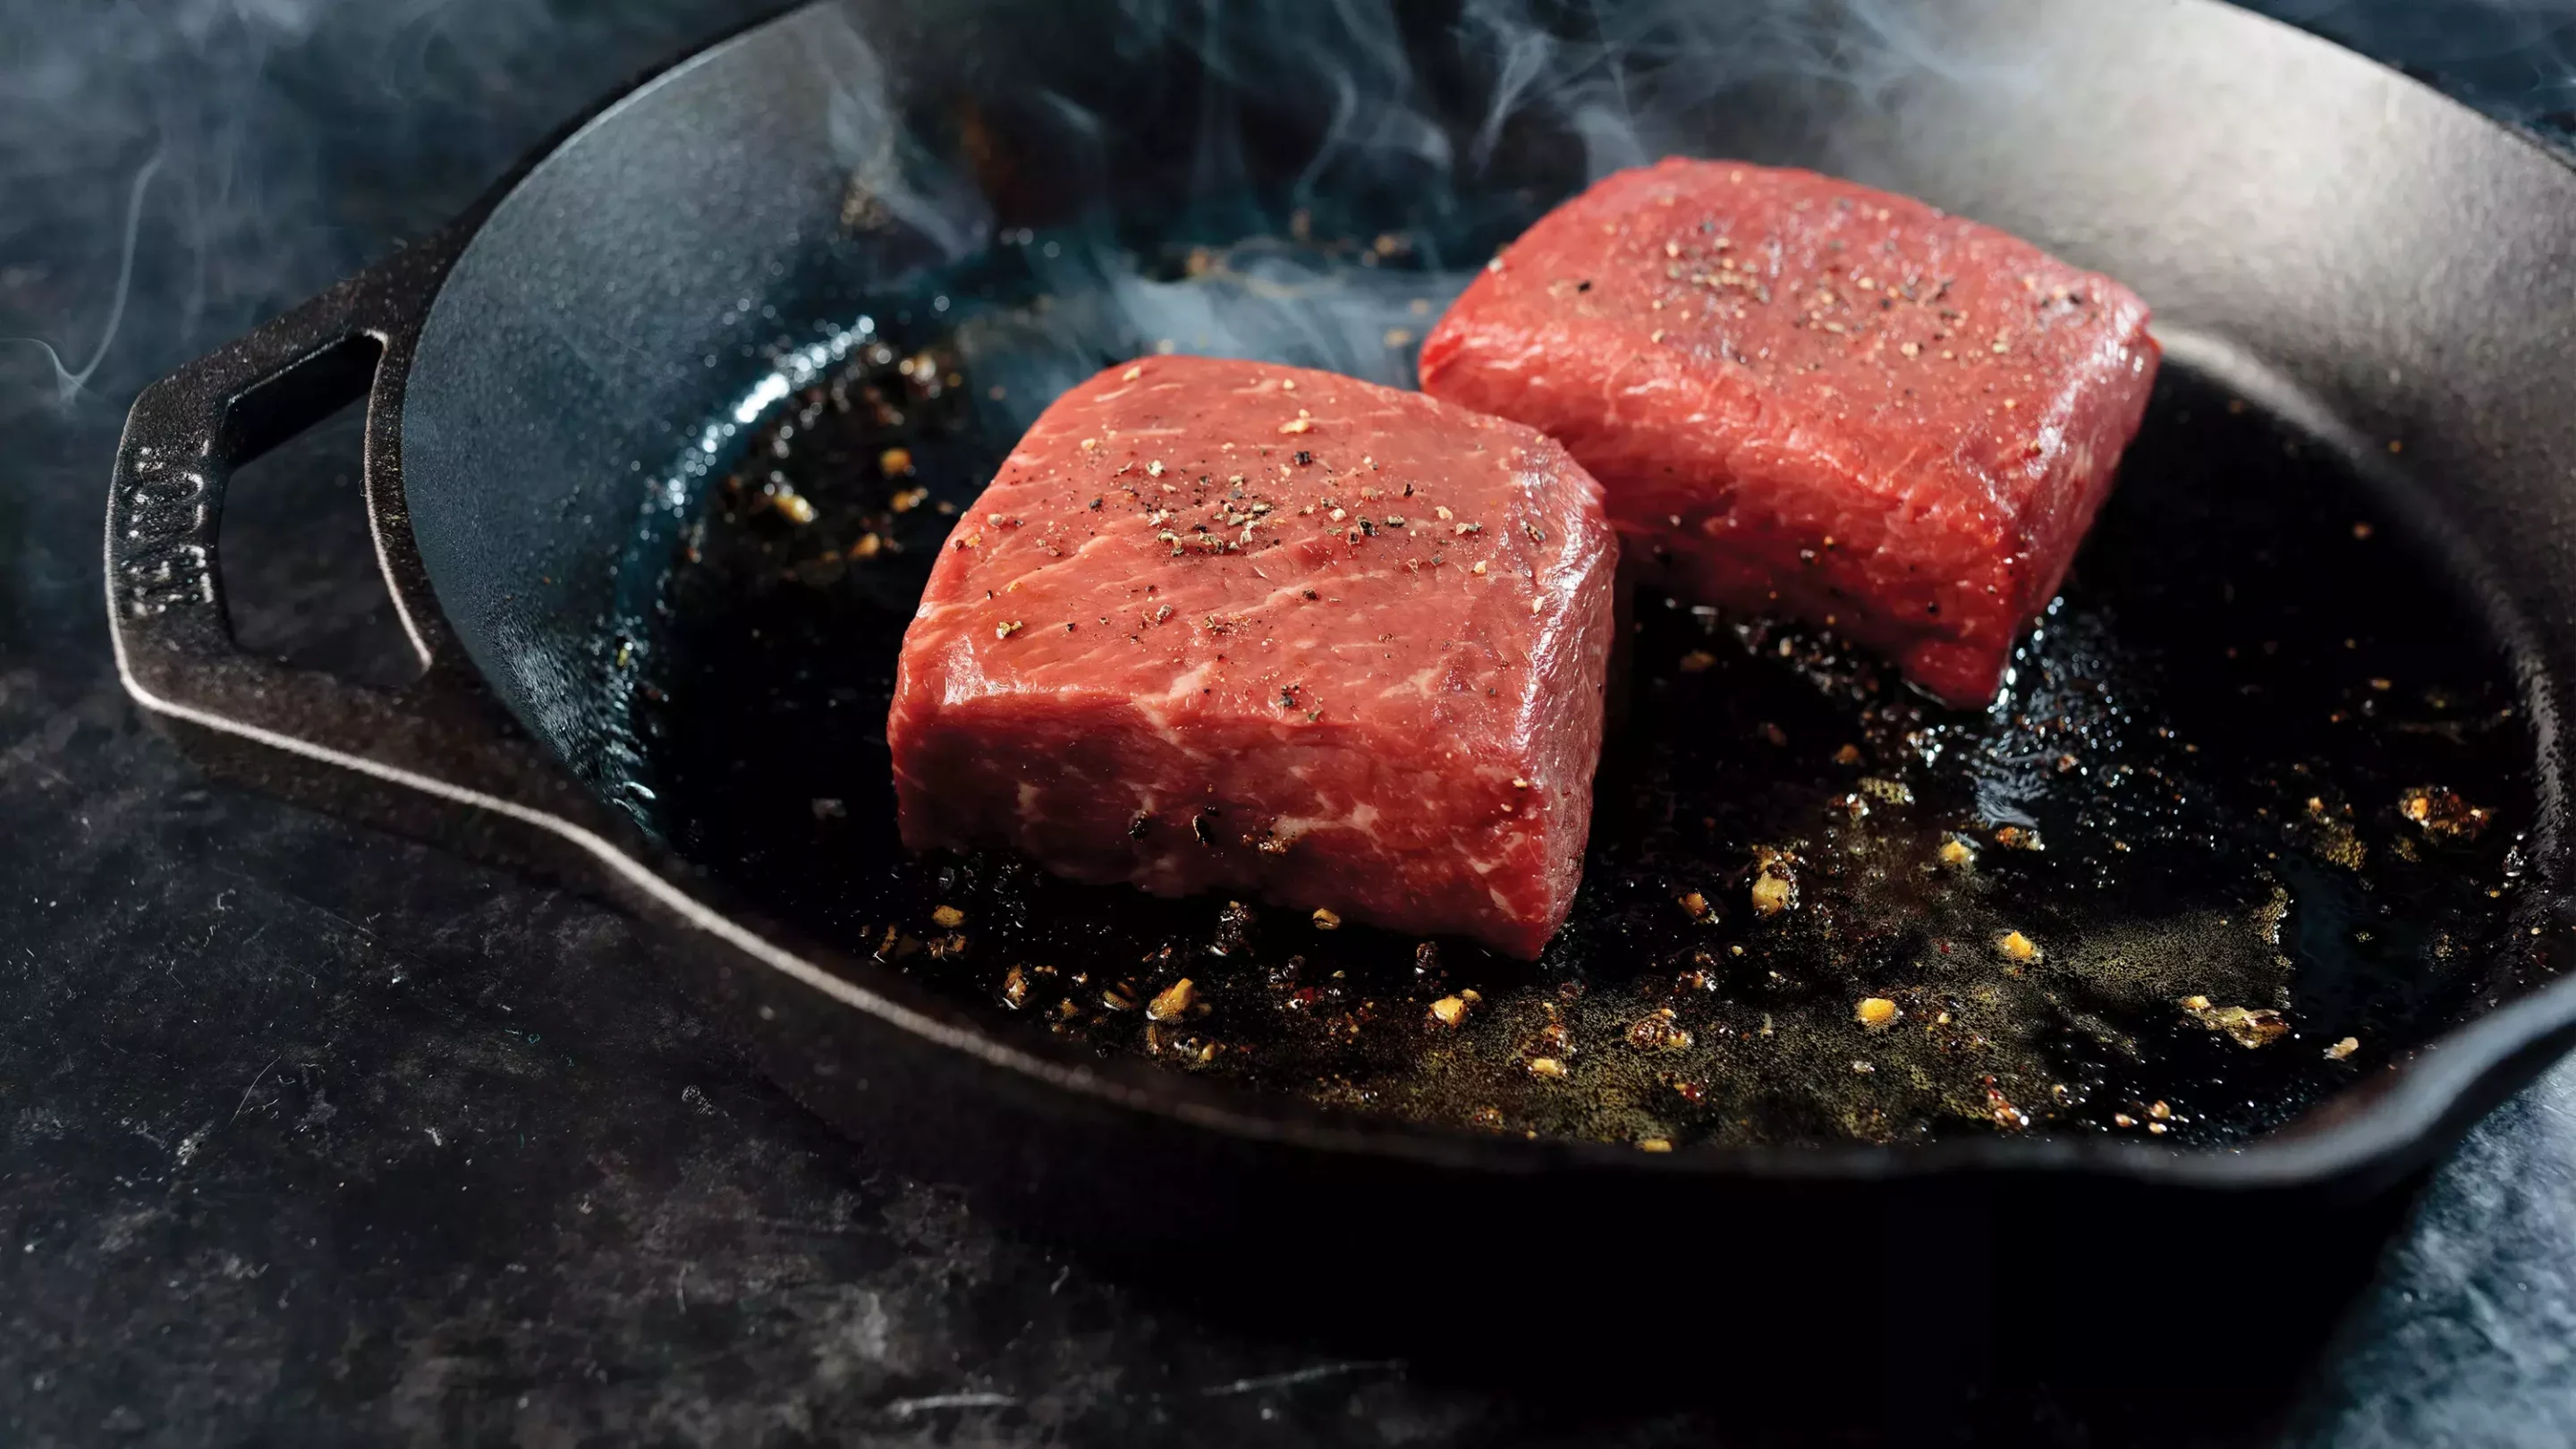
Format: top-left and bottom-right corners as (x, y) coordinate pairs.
(12, 0), (2576, 1444)
(100, 0), (2576, 1208)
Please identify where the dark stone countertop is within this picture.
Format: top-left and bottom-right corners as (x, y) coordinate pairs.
(4, 3), (2575, 1444)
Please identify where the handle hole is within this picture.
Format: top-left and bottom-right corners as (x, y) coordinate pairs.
(217, 336), (424, 691)
(221, 333), (383, 468)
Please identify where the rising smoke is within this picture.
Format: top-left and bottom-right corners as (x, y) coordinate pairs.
(1, 0), (2569, 431)
(0, 0), (742, 419)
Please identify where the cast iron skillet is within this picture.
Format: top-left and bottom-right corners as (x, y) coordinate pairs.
(103, 0), (2576, 1386)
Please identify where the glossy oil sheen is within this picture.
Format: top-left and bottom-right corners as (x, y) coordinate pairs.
(335, 0), (2576, 1191)
(619, 243), (2536, 1148)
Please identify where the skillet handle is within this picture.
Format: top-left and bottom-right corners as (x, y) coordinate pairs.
(106, 233), (615, 879)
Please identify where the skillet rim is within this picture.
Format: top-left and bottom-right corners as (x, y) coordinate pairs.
(117, 0), (2576, 1193)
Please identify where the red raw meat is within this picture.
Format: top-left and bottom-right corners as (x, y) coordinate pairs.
(1419, 158), (2159, 706)
(887, 356), (1619, 959)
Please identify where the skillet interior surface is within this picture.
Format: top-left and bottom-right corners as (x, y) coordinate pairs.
(398, 0), (2576, 1159)
(621, 319), (2535, 1152)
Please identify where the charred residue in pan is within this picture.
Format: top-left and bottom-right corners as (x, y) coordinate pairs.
(611, 239), (2539, 1150)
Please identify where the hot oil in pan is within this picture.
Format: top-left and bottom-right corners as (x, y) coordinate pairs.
(620, 301), (2534, 1151)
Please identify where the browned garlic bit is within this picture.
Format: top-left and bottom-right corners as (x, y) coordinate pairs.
(1751, 854), (1796, 916)
(2181, 998), (2291, 1048)
(1147, 979), (1198, 1022)
(2398, 785), (2494, 840)
(771, 487), (818, 525)
(1626, 1009), (1693, 1052)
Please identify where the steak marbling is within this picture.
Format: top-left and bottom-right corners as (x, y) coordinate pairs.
(888, 356), (1618, 959)
(1420, 158), (2159, 706)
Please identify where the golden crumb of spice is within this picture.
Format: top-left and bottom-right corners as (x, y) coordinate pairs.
(1751, 868), (1795, 916)
(1678, 650), (1717, 674)
(2114, 1112), (2135, 1128)
(1121, 364), (1143, 381)
(1637, 1138), (1674, 1153)
(1997, 930), (2040, 962)
(1279, 417), (1312, 435)
(772, 487), (818, 525)
(930, 905), (966, 928)
(1001, 966), (1029, 1009)
(1146, 978), (1197, 1021)
(1938, 839), (1974, 868)
(1626, 1009), (1693, 1052)
(2181, 998), (2291, 1048)
(2148, 1100), (2172, 1121)
(1677, 891), (1710, 920)
(996, 619), (1023, 640)
(2398, 784), (2494, 840)
(1428, 995), (1470, 1028)
(2325, 1036), (2360, 1062)
(1834, 743), (1863, 766)
(879, 446), (914, 476)
(1855, 996), (1901, 1030)
(849, 532), (883, 560)
(1311, 908), (1343, 931)
(1993, 825), (2043, 851)
(1528, 1056), (1568, 1080)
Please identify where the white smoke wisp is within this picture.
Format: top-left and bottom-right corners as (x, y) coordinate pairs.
(912, 0), (2037, 436)
(0, 0), (742, 424)
(0, 150), (160, 405)
(4, 0), (2565, 433)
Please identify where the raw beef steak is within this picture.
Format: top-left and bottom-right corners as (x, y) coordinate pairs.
(887, 356), (1619, 959)
(1419, 158), (2159, 706)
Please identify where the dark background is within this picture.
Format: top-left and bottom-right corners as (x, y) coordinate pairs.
(7, 2), (2576, 1444)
